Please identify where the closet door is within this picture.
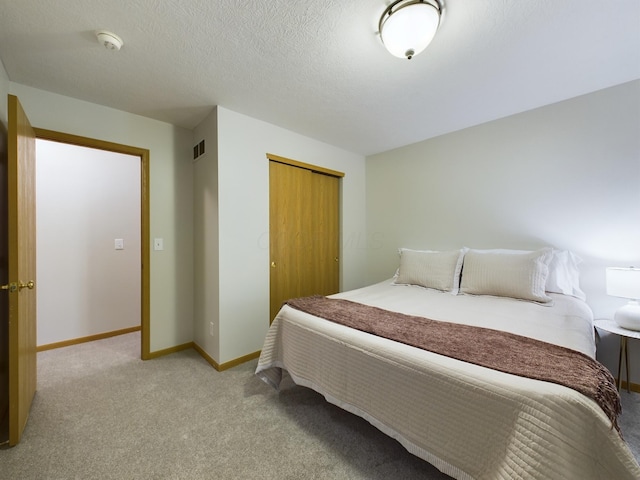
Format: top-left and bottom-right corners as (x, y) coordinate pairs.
(309, 171), (340, 298)
(269, 161), (312, 322)
(269, 157), (342, 323)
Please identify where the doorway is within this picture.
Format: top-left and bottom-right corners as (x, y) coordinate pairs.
(34, 129), (150, 359)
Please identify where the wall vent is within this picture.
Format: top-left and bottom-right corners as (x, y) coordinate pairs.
(193, 139), (206, 161)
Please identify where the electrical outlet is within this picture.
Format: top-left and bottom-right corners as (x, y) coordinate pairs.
(209, 322), (214, 336)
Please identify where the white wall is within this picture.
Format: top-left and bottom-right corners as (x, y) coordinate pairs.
(9, 84), (194, 353)
(193, 108), (219, 360)
(194, 106), (367, 364)
(366, 80), (640, 378)
(36, 140), (140, 346)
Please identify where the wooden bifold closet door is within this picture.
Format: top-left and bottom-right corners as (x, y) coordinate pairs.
(269, 155), (343, 323)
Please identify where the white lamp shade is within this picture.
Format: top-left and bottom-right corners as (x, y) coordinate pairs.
(380, 2), (440, 59)
(606, 267), (640, 300)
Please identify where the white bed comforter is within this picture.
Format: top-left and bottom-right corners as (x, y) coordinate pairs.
(256, 281), (640, 479)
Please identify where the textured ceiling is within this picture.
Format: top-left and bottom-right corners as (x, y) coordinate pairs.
(0, 0), (639, 155)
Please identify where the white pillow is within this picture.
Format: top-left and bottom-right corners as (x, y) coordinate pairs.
(461, 247), (586, 300)
(460, 248), (553, 303)
(546, 250), (586, 300)
(394, 248), (466, 294)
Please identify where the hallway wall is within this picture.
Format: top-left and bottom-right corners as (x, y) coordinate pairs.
(36, 140), (141, 346)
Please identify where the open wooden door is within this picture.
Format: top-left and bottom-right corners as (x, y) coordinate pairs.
(3, 95), (37, 446)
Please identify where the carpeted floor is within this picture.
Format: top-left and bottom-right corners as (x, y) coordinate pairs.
(1, 332), (639, 479)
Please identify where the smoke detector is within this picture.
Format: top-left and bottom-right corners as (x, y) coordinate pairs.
(96, 30), (123, 51)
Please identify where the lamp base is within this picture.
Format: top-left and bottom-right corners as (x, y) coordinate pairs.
(614, 300), (640, 331)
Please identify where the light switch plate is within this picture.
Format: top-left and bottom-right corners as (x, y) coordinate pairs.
(115, 238), (124, 250)
(154, 238), (164, 251)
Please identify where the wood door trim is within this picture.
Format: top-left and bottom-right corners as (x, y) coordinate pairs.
(266, 153), (344, 178)
(33, 128), (151, 360)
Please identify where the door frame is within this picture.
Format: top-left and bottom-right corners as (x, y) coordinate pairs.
(34, 128), (151, 359)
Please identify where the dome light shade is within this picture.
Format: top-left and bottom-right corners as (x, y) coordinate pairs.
(379, 0), (442, 60)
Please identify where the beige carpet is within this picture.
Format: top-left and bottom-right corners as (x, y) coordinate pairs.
(1, 332), (638, 479)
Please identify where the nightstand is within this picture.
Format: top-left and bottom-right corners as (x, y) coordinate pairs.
(594, 318), (640, 392)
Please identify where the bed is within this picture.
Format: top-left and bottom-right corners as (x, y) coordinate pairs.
(256, 247), (640, 479)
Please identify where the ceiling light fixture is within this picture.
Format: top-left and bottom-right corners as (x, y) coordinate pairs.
(96, 30), (124, 51)
(379, 0), (442, 60)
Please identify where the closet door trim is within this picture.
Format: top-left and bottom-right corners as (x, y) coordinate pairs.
(266, 153), (344, 178)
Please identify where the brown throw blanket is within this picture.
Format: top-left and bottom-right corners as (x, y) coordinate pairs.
(286, 295), (622, 433)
